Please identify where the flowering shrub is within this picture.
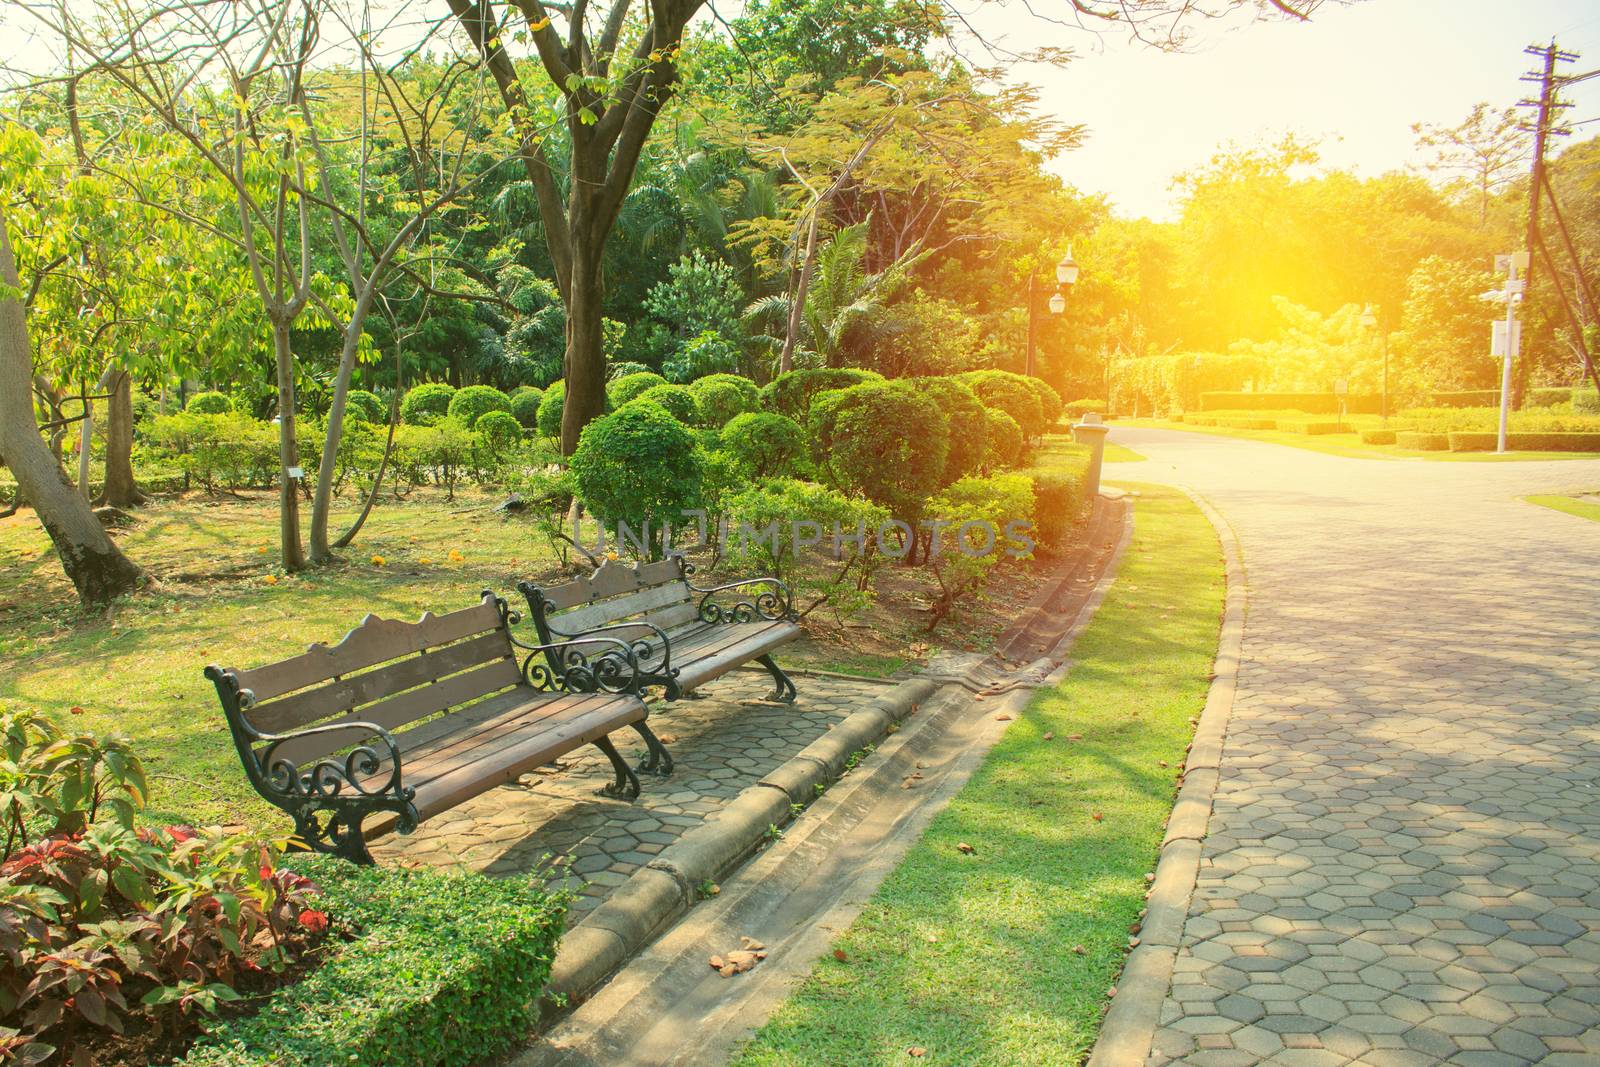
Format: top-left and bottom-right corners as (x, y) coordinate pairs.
(0, 711), (325, 1067)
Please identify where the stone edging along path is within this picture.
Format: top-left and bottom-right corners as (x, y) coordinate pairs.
(536, 494), (1135, 1028)
(1087, 488), (1246, 1067)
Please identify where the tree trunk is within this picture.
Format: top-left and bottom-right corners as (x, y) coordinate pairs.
(0, 208), (144, 606)
(781, 209), (821, 376)
(100, 370), (145, 508)
(560, 241), (608, 456)
(270, 316), (307, 571)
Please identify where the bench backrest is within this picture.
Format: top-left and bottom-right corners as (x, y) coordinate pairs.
(210, 593), (522, 767)
(526, 557), (700, 639)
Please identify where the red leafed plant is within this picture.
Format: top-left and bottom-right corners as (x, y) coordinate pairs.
(0, 711), (328, 1065)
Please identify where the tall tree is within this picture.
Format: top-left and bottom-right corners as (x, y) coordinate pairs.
(1413, 103), (1531, 226)
(0, 202), (145, 606)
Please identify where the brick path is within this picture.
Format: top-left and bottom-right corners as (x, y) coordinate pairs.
(1116, 429), (1600, 1067)
(373, 669), (890, 919)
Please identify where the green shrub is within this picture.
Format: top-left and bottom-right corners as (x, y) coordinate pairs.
(510, 386), (544, 429)
(1396, 431), (1450, 451)
(401, 383), (457, 425)
(343, 389), (386, 424)
(720, 412), (806, 479)
(181, 856), (568, 1067)
(185, 390), (232, 415)
(1064, 398), (1107, 419)
(1393, 405), (1600, 434)
(571, 403), (704, 556)
(1446, 431), (1600, 453)
(447, 384), (514, 427)
(664, 329), (741, 383)
(689, 373), (760, 428)
(536, 381), (566, 437)
(959, 370), (1047, 440)
(1574, 386), (1599, 414)
(475, 409), (523, 453)
(760, 368), (881, 420)
(607, 371), (669, 408)
(1274, 420), (1346, 435)
(721, 478), (889, 620)
(625, 383), (701, 425)
(1198, 391), (1383, 415)
(809, 382), (948, 525)
(1027, 466), (1089, 553)
(983, 408), (1023, 471)
(147, 412), (279, 490)
(1025, 376), (1064, 428)
(1359, 428), (1398, 445)
(923, 473), (1037, 626)
(607, 360), (653, 380)
(912, 376), (989, 485)
(1429, 390), (1499, 408)
(390, 419), (479, 499)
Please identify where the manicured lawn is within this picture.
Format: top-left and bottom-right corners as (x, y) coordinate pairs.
(1526, 493), (1600, 523)
(1116, 418), (1600, 461)
(732, 482), (1224, 1066)
(1102, 442), (1146, 463)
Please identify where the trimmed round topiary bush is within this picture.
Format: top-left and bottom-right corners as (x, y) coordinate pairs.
(607, 371), (669, 408)
(400, 382), (457, 425)
(719, 412), (805, 479)
(343, 389), (386, 424)
(1028, 468), (1087, 553)
(474, 409), (523, 454)
(625, 383), (701, 425)
(571, 404), (705, 555)
(984, 407), (1023, 470)
(447, 385), (514, 427)
(1026, 376), (1064, 428)
(689, 375), (759, 428)
(185, 391), (232, 415)
(760, 368), (882, 421)
(536, 381), (566, 438)
(808, 381), (949, 522)
(912, 376), (990, 485)
(960, 370), (1047, 440)
(509, 386), (544, 429)
(1064, 398), (1107, 419)
(607, 361), (654, 381)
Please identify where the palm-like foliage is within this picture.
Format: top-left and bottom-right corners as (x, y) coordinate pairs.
(744, 220), (923, 369)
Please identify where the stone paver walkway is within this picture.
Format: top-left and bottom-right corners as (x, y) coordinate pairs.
(373, 669), (889, 918)
(1116, 429), (1600, 1067)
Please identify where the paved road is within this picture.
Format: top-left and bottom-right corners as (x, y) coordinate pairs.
(1111, 429), (1600, 1067)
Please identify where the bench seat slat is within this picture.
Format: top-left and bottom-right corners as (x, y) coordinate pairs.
(232, 600), (504, 704)
(538, 558), (685, 610)
(259, 657), (523, 767)
(553, 581), (693, 635)
(363, 690), (644, 833)
(249, 630), (514, 736)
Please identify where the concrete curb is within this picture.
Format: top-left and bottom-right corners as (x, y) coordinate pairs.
(1087, 488), (1246, 1067)
(539, 496), (1131, 1022)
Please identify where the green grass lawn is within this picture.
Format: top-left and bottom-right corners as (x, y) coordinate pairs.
(1525, 493), (1600, 522)
(732, 482), (1224, 1066)
(1116, 418), (1600, 462)
(1101, 442), (1146, 463)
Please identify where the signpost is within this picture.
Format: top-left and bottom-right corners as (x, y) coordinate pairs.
(1488, 253), (1529, 454)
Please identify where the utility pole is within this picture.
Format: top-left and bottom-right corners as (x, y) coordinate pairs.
(1514, 41), (1577, 408)
(1491, 254), (1525, 453)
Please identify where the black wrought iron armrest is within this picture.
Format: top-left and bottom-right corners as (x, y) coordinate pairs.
(544, 619), (676, 678)
(687, 576), (795, 623)
(508, 631), (648, 694)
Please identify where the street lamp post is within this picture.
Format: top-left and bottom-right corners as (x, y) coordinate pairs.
(1025, 249), (1079, 377)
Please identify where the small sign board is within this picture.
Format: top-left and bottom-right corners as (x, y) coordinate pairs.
(1491, 320), (1522, 358)
(1494, 252), (1531, 274)
(1333, 379), (1348, 395)
(287, 466), (305, 480)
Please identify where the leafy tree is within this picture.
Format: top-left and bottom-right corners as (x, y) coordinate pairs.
(1392, 256), (1500, 393)
(1414, 103), (1531, 226)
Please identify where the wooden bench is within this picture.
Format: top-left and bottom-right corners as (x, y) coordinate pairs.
(204, 591), (662, 864)
(518, 556), (801, 775)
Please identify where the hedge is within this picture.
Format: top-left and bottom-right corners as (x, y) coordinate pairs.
(1575, 386), (1599, 415)
(1447, 431), (1600, 453)
(1199, 391), (1383, 414)
(1359, 429), (1397, 445)
(1396, 431), (1450, 451)
(1275, 420), (1346, 435)
(181, 856), (567, 1067)
(1431, 388), (1570, 409)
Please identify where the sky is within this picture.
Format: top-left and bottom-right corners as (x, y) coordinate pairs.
(971, 0), (1600, 221)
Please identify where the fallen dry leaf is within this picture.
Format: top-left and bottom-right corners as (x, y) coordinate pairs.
(1107, 986), (1118, 998)
(1158, 760), (1168, 768)
(1072, 944), (1087, 955)
(1144, 872), (1156, 883)
(1092, 813), (1104, 822)
(1068, 733), (1083, 741)
(956, 842), (975, 855)
(708, 954), (724, 970)
(1042, 731), (1054, 740)
(833, 949), (848, 962)
(995, 713), (1011, 721)
(907, 1048), (927, 1058)
(740, 936), (766, 951)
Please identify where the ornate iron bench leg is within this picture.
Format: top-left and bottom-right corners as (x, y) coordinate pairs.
(594, 735), (642, 800)
(631, 721), (675, 777)
(292, 807), (377, 866)
(757, 653), (797, 704)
